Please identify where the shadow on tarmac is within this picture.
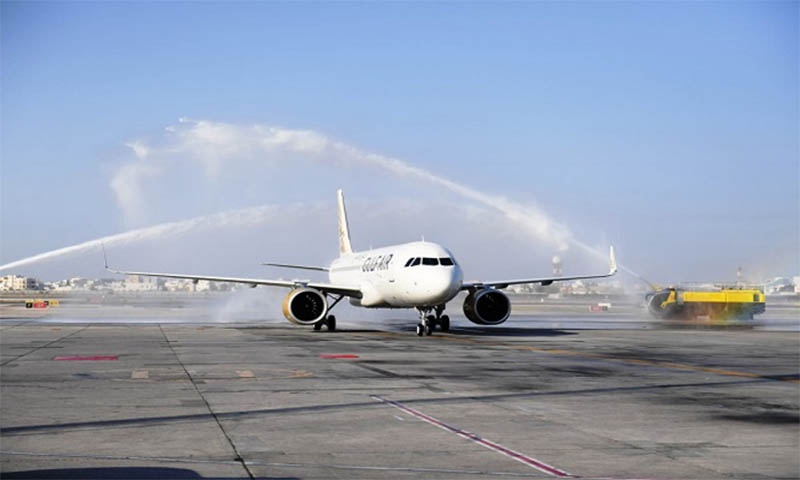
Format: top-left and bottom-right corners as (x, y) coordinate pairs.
(2, 467), (295, 480)
(445, 327), (577, 337)
(2, 378), (781, 436)
(379, 326), (577, 337)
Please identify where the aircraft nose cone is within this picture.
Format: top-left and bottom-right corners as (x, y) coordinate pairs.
(424, 266), (462, 303)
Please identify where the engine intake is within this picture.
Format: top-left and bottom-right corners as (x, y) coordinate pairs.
(282, 288), (328, 325)
(463, 288), (511, 325)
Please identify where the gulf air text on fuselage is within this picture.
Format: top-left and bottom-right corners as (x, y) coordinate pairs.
(362, 254), (394, 272)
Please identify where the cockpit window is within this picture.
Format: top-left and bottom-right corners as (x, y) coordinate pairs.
(408, 257), (452, 267)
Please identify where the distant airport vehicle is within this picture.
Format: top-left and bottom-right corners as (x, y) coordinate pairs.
(25, 299), (59, 309)
(646, 287), (766, 322)
(107, 190), (616, 336)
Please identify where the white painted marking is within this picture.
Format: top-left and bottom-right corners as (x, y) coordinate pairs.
(131, 369), (148, 379)
(372, 395), (572, 477)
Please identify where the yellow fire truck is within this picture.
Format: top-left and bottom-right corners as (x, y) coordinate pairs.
(646, 287), (765, 322)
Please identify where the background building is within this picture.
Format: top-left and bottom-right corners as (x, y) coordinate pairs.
(0, 275), (42, 291)
(124, 275), (159, 292)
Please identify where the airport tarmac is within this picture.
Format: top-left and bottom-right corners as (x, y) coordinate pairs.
(1, 312), (798, 479)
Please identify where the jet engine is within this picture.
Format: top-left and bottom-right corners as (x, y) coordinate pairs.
(463, 288), (511, 325)
(282, 288), (328, 325)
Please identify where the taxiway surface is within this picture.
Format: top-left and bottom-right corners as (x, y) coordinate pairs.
(1, 317), (798, 479)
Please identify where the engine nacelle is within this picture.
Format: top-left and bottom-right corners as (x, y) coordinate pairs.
(282, 288), (328, 325)
(463, 288), (511, 325)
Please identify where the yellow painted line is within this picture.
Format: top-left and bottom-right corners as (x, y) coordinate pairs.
(651, 362), (763, 379)
(504, 342), (794, 382)
(236, 370), (255, 378)
(512, 344), (789, 381)
(131, 369), (149, 379)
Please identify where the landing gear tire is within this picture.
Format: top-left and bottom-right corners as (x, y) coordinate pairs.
(416, 324), (424, 336)
(326, 315), (336, 331)
(424, 315), (436, 336)
(440, 315), (450, 332)
(313, 322), (323, 331)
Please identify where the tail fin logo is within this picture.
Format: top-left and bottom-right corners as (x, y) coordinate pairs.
(337, 189), (353, 255)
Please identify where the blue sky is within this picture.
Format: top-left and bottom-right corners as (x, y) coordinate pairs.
(1, 1), (797, 283)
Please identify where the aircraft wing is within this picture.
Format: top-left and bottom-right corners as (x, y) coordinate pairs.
(461, 246), (617, 290)
(262, 262), (330, 272)
(105, 267), (363, 298)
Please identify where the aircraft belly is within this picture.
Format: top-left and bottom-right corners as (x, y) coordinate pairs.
(359, 277), (407, 307)
(358, 280), (387, 307)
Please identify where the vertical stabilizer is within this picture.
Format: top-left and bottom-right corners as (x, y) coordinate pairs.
(337, 189), (353, 255)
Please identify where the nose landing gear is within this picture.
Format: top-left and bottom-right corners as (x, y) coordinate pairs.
(415, 305), (450, 336)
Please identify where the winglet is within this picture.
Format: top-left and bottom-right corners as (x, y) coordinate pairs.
(101, 242), (122, 274)
(337, 189), (353, 255)
(101, 242), (110, 270)
(609, 245), (617, 275)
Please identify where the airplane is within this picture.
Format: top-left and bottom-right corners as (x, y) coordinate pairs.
(106, 190), (617, 336)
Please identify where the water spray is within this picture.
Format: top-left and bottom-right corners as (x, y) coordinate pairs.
(0, 204), (281, 272)
(3, 119), (642, 278)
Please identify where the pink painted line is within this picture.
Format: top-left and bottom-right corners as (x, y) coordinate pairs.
(53, 356), (118, 361)
(319, 354), (360, 359)
(372, 395), (572, 477)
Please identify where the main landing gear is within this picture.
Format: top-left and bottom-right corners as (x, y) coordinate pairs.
(313, 294), (343, 332)
(313, 315), (336, 331)
(415, 305), (450, 336)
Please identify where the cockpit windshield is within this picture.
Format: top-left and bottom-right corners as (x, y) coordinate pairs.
(405, 257), (455, 267)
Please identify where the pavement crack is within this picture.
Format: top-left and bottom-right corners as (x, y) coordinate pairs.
(0, 325), (90, 367)
(158, 324), (255, 480)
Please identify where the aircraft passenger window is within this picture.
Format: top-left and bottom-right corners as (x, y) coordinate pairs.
(422, 257), (438, 266)
(404, 258), (414, 267)
(410, 257), (421, 267)
(439, 258), (454, 266)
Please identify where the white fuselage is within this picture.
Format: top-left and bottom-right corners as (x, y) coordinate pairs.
(329, 241), (463, 308)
